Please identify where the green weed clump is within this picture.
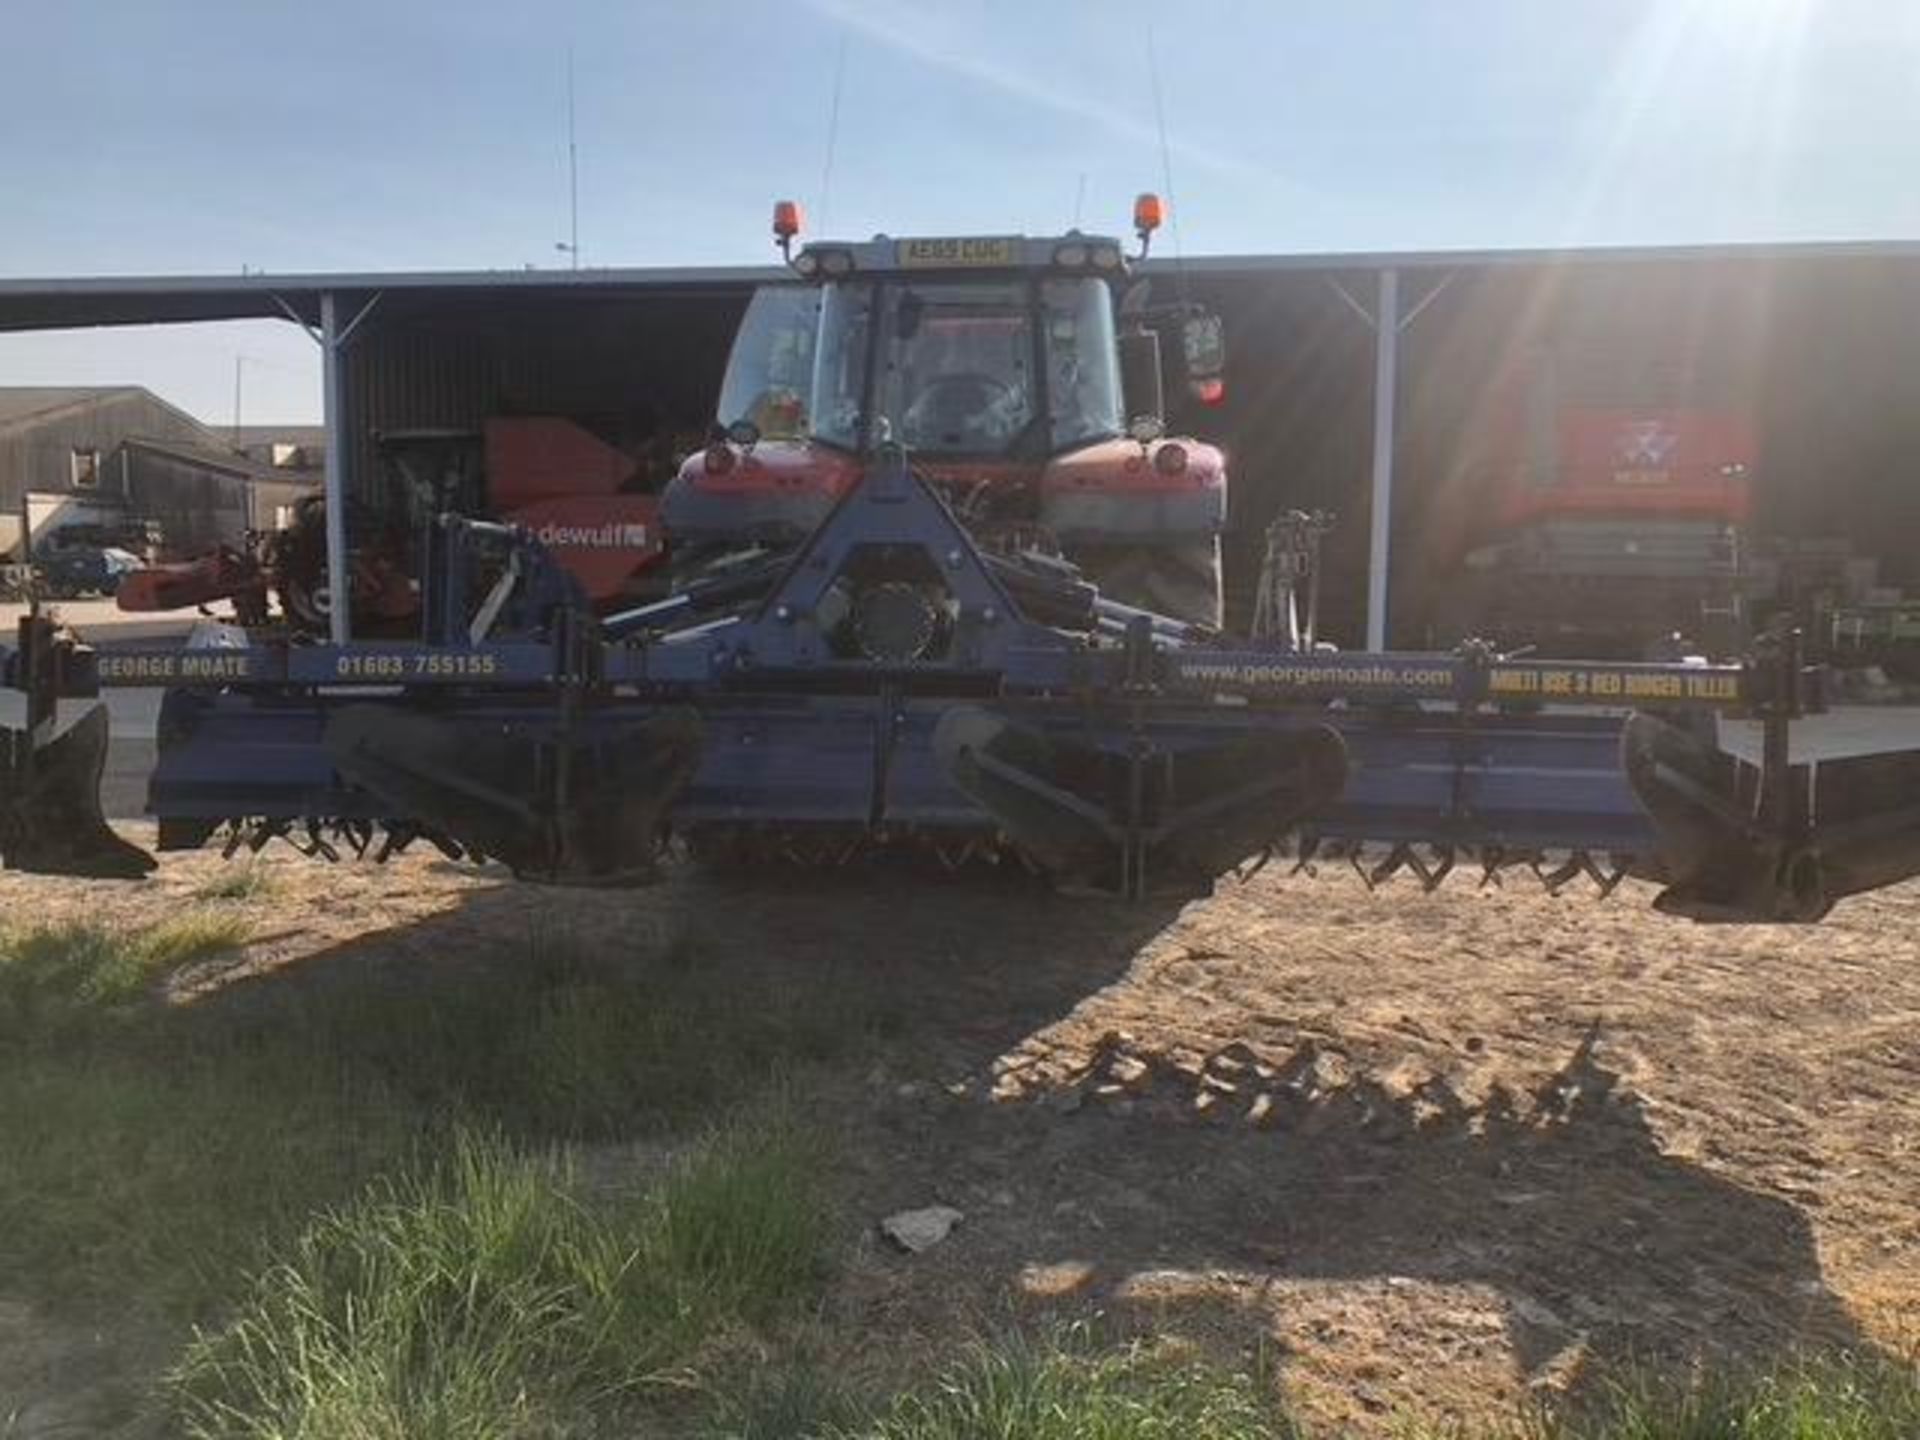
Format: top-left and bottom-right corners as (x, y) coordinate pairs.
(829, 1329), (1289, 1440)
(1534, 1351), (1920, 1440)
(169, 1117), (831, 1439)
(0, 914), (249, 1040)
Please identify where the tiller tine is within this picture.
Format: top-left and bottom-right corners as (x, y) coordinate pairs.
(324, 705), (704, 885)
(934, 706), (1347, 896)
(1624, 711), (1920, 921)
(1157, 725), (1349, 884)
(0, 704), (156, 879)
(932, 708), (1116, 886)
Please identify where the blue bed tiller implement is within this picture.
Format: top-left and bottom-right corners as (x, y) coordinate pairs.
(3, 443), (1917, 920)
(6, 210), (1920, 921)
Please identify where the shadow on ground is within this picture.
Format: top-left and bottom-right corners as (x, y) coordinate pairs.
(152, 858), (1886, 1423)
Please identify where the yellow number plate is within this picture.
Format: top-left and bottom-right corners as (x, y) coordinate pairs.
(896, 237), (1021, 269)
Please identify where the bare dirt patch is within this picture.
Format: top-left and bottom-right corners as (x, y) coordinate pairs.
(1, 832), (1915, 1432)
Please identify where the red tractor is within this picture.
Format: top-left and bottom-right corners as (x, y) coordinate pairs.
(663, 196), (1230, 629)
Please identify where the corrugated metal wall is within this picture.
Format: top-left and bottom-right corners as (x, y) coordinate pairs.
(320, 258), (1920, 646)
(340, 289), (747, 511)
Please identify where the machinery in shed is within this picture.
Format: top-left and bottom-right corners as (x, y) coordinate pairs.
(1439, 348), (1754, 658)
(114, 416), (669, 633)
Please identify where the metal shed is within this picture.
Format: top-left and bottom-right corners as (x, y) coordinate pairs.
(3, 241), (1917, 644)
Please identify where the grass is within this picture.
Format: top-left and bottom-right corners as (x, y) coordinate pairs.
(709, 1361), (871, 1440)
(705, 1339), (1920, 1440)
(838, 1335), (1287, 1440)
(0, 914), (411, 1319)
(1532, 1351), (1920, 1440)
(651, 1110), (834, 1323)
(0, 913), (250, 1041)
(0, 911), (277, 1319)
(210, 923), (901, 1141)
(0, 915), (875, 1316)
(0, 1048), (419, 1318)
(168, 1118), (831, 1439)
(193, 861), (280, 902)
(5, 915), (1917, 1439)
(705, 1328), (1290, 1440)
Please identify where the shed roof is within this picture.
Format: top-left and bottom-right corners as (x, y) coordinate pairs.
(2, 238), (1918, 333)
(0, 265), (774, 332)
(0, 385), (144, 429)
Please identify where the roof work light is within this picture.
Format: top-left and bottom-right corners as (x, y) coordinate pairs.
(1133, 192), (1165, 258)
(773, 200), (804, 259)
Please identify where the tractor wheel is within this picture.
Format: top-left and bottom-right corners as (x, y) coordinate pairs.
(1072, 539), (1223, 629)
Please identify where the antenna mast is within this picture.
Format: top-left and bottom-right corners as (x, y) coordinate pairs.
(567, 48), (580, 268)
(818, 31), (849, 235)
(562, 47), (580, 269)
(1145, 23), (1187, 295)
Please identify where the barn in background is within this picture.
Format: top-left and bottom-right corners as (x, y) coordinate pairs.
(117, 437), (318, 556)
(0, 387), (317, 559)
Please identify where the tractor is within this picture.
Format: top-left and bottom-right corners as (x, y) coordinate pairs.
(664, 196), (1230, 630)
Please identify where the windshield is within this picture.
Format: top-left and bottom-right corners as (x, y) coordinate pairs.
(715, 287), (820, 441)
(718, 275), (1122, 457)
(1041, 276), (1122, 450)
(811, 281), (873, 449)
(876, 281), (1035, 452)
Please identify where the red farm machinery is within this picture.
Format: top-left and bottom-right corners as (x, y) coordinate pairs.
(5, 197), (1920, 921)
(1437, 349), (1755, 659)
(114, 417), (669, 635)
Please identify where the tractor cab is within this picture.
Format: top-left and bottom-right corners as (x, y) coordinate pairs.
(734, 234), (1131, 459)
(663, 197), (1232, 626)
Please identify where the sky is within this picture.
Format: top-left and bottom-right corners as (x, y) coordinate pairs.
(1, 0), (1915, 425)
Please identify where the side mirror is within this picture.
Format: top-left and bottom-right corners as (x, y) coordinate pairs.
(1181, 310), (1226, 406)
(1118, 327), (1165, 433)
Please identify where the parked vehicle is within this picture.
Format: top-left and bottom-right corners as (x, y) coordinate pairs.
(35, 544), (142, 599)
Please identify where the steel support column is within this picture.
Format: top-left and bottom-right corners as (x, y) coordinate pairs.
(308, 289), (380, 645)
(320, 291), (350, 644)
(1366, 267), (1400, 652)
